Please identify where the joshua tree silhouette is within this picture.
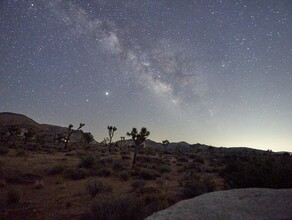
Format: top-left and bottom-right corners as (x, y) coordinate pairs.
(127, 127), (150, 165)
(107, 126), (117, 152)
(162, 140), (170, 154)
(64, 123), (85, 149)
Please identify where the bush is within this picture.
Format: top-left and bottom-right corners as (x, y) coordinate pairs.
(86, 179), (112, 198)
(121, 155), (131, 161)
(98, 157), (114, 166)
(179, 173), (206, 198)
(15, 149), (27, 157)
(79, 156), (95, 169)
(34, 180), (44, 189)
(131, 180), (146, 191)
(7, 188), (21, 204)
(158, 165), (171, 173)
(64, 168), (86, 180)
(0, 179), (6, 187)
(91, 196), (144, 220)
(112, 160), (124, 171)
(176, 156), (188, 163)
(119, 171), (130, 181)
(137, 185), (160, 195)
(95, 167), (112, 177)
(221, 154), (292, 188)
(47, 165), (64, 175)
(202, 175), (217, 192)
(139, 169), (158, 180)
(0, 146), (9, 155)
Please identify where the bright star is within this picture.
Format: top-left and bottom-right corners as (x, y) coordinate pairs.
(105, 91), (109, 96)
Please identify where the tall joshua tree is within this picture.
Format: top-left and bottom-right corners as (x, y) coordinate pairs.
(107, 126), (117, 152)
(127, 127), (150, 165)
(64, 123), (85, 149)
(162, 140), (170, 154)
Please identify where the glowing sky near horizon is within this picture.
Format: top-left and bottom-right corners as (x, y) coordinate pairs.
(0, 0), (291, 151)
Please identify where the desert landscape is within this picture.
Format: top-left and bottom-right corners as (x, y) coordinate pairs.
(1, 1), (291, 219)
(0, 112), (291, 219)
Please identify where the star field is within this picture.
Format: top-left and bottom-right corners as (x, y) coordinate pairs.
(0, 0), (291, 151)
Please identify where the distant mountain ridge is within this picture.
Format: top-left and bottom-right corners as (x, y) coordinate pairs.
(0, 112), (83, 143)
(0, 112), (289, 154)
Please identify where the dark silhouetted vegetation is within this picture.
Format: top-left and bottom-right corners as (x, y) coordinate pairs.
(162, 140), (169, 154)
(221, 153), (292, 188)
(64, 123), (85, 149)
(127, 127), (150, 165)
(107, 126), (117, 152)
(23, 128), (35, 144)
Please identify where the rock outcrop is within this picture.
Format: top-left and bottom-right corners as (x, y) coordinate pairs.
(146, 188), (292, 220)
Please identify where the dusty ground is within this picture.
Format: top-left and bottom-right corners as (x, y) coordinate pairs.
(0, 144), (226, 220)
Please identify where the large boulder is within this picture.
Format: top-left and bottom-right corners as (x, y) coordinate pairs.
(146, 188), (292, 220)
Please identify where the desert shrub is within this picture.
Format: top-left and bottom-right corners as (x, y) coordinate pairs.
(221, 154), (292, 188)
(179, 173), (212, 198)
(112, 160), (124, 171)
(15, 149), (27, 157)
(158, 165), (171, 173)
(131, 179), (146, 191)
(119, 171), (130, 181)
(34, 180), (44, 189)
(144, 147), (157, 156)
(7, 188), (21, 204)
(176, 156), (188, 163)
(136, 156), (151, 164)
(137, 185), (160, 196)
(0, 179), (6, 187)
(136, 185), (169, 209)
(6, 173), (41, 184)
(96, 167), (112, 177)
(183, 161), (202, 173)
(130, 166), (141, 177)
(149, 163), (158, 170)
(91, 195), (144, 220)
(0, 146), (9, 155)
(47, 165), (64, 175)
(64, 168), (86, 180)
(120, 150), (130, 156)
(86, 179), (112, 198)
(98, 157), (114, 166)
(121, 155), (131, 161)
(139, 169), (158, 180)
(192, 156), (204, 164)
(79, 155), (95, 169)
(202, 174), (217, 192)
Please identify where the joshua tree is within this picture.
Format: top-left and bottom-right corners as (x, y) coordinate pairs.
(7, 125), (21, 144)
(162, 140), (170, 154)
(64, 123), (85, 149)
(127, 127), (150, 165)
(23, 128), (35, 144)
(107, 126), (117, 152)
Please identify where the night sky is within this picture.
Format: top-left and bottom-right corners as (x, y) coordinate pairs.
(1, 0), (291, 151)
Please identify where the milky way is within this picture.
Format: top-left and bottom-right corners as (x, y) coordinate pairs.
(1, 0), (291, 151)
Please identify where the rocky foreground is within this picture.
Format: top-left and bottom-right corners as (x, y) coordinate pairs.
(146, 188), (292, 220)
